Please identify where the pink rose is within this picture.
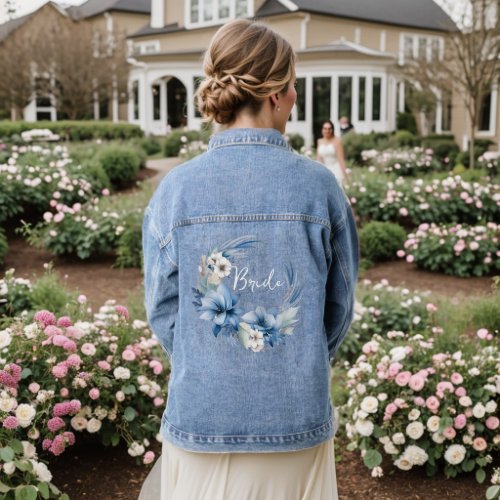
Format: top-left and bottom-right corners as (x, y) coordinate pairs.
(406, 255), (414, 263)
(426, 303), (438, 313)
(395, 371), (412, 386)
(476, 328), (489, 339)
(454, 414), (467, 430)
(47, 417), (65, 433)
(143, 451), (155, 465)
(2, 416), (19, 429)
(97, 360), (111, 370)
(426, 396), (440, 413)
(450, 373), (463, 385)
(122, 349), (136, 362)
(60, 388), (69, 397)
(57, 316), (73, 328)
(408, 375), (425, 392)
(89, 388), (100, 400)
(34, 310), (56, 328)
(397, 250), (405, 258)
(52, 364), (68, 378)
(28, 383), (40, 394)
(472, 437), (487, 452)
(455, 387), (467, 397)
(388, 362), (402, 378)
(485, 417), (499, 430)
(115, 305), (129, 319)
(153, 397), (164, 407)
(443, 426), (456, 440)
(414, 397), (426, 407)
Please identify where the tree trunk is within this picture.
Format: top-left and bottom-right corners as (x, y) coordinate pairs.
(10, 106), (17, 121)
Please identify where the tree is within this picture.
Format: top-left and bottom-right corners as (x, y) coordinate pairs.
(402, 0), (500, 168)
(5, 0), (17, 20)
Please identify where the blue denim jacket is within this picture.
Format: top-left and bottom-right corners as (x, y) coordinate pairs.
(143, 128), (359, 453)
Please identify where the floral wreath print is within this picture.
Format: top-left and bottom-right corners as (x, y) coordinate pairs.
(192, 235), (302, 353)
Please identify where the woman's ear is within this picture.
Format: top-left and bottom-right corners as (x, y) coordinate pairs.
(270, 93), (280, 109)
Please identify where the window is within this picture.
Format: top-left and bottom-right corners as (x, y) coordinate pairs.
(441, 90), (452, 132)
(418, 37), (427, 60)
(295, 78), (306, 121)
(188, 0), (250, 26)
(372, 77), (382, 121)
(132, 81), (139, 120)
(401, 34), (443, 64)
(152, 84), (161, 120)
(312, 77), (331, 140)
(358, 77), (366, 121)
(430, 38), (440, 61)
(338, 77), (352, 121)
(193, 76), (203, 118)
(404, 35), (413, 60)
(478, 91), (492, 132)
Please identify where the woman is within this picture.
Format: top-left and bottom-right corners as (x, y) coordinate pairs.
(141, 19), (358, 500)
(317, 120), (349, 185)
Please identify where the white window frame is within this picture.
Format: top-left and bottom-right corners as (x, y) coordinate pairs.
(399, 32), (444, 65)
(133, 40), (161, 55)
(185, 0), (254, 29)
(477, 81), (498, 136)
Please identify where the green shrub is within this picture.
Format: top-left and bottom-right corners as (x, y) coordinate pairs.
(0, 120), (143, 141)
(29, 266), (75, 316)
(396, 112), (417, 135)
(81, 159), (111, 192)
(359, 221), (407, 262)
(164, 130), (208, 157)
(471, 292), (500, 333)
(285, 133), (305, 151)
(393, 130), (418, 147)
(0, 228), (7, 267)
(96, 145), (142, 188)
(343, 132), (390, 164)
(421, 137), (459, 162)
(135, 136), (162, 156)
(115, 214), (143, 269)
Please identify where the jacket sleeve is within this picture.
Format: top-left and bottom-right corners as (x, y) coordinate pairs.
(142, 206), (179, 361)
(324, 201), (359, 363)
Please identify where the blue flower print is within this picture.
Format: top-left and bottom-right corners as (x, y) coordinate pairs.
(199, 282), (243, 336)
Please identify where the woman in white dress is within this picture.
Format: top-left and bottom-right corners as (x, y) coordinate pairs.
(316, 120), (349, 185)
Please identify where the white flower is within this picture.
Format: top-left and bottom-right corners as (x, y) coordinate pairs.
(3, 462), (15, 475)
(22, 441), (37, 459)
(0, 396), (17, 412)
(360, 396), (379, 414)
(433, 432), (445, 444)
(377, 393), (388, 401)
(463, 435), (473, 445)
(404, 445), (428, 466)
(207, 252), (232, 278)
(472, 403), (486, 418)
(15, 404), (36, 428)
(485, 401), (497, 413)
(86, 418), (102, 434)
(248, 328), (264, 353)
(459, 396), (472, 407)
(0, 329), (12, 349)
(354, 419), (374, 437)
(392, 433), (406, 445)
(28, 428), (40, 440)
(356, 384), (367, 395)
(406, 422), (424, 440)
(113, 367), (131, 380)
(427, 416), (440, 432)
(31, 461), (52, 482)
(128, 442), (145, 457)
(395, 457), (413, 471)
(371, 466), (383, 478)
(70, 416), (88, 431)
(384, 442), (399, 454)
(408, 409), (421, 421)
(469, 368), (480, 376)
(379, 436), (390, 445)
(444, 444), (466, 465)
(389, 346), (407, 362)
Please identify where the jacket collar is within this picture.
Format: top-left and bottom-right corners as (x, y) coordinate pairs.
(208, 128), (293, 151)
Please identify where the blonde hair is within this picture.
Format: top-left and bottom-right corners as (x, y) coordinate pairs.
(196, 19), (295, 125)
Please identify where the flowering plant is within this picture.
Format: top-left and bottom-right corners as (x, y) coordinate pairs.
(0, 269), (32, 319)
(399, 222), (499, 277)
(344, 328), (499, 483)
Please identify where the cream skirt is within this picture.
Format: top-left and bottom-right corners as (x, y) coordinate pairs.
(139, 438), (339, 500)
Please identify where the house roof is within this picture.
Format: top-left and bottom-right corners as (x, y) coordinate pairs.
(256, 0), (458, 32)
(298, 39), (395, 58)
(67, 0), (150, 20)
(128, 22), (184, 38)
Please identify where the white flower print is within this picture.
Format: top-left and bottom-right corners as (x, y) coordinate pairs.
(248, 328), (264, 353)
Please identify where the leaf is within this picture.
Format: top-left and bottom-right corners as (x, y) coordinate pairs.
(0, 481), (11, 493)
(60, 494), (70, 500)
(486, 486), (500, 500)
(14, 485), (37, 500)
(124, 407), (137, 422)
(237, 323), (251, 349)
(476, 468), (486, 484)
(122, 384), (137, 395)
(276, 307), (299, 330)
(462, 459), (475, 472)
(37, 483), (50, 499)
(20, 368), (32, 379)
(363, 449), (383, 469)
(9, 440), (23, 454)
(0, 447), (14, 462)
(14, 460), (33, 472)
(111, 434), (120, 447)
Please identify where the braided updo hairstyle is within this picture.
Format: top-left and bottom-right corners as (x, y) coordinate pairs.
(196, 19), (295, 125)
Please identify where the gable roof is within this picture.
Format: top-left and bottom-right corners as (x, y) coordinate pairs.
(299, 39), (395, 58)
(257, 0), (458, 32)
(67, 0), (150, 20)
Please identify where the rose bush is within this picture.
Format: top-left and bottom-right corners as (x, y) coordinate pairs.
(344, 327), (499, 484)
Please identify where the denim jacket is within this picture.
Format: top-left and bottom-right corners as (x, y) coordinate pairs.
(143, 128), (359, 453)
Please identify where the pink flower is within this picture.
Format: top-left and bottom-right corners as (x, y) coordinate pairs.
(408, 375), (425, 392)
(47, 417), (65, 433)
(426, 303), (438, 313)
(63, 432), (75, 446)
(397, 250), (405, 258)
(81, 343), (96, 356)
(395, 371), (412, 387)
(122, 349), (136, 361)
(53, 402), (71, 417)
(63, 340), (77, 352)
(34, 310), (56, 328)
(68, 400), (81, 414)
(485, 417), (499, 430)
(77, 295), (87, 304)
(476, 328), (489, 339)
(42, 439), (52, 451)
(406, 255), (414, 263)
(53, 334), (70, 347)
(414, 397), (426, 407)
(388, 362), (402, 378)
(2, 416), (19, 429)
(149, 360), (163, 375)
(437, 381), (454, 397)
(44, 325), (62, 337)
(49, 435), (66, 456)
(28, 383), (40, 394)
(102, 188), (110, 196)
(454, 414), (467, 430)
(443, 426), (456, 439)
(455, 387), (467, 397)
(426, 396), (440, 413)
(399, 207), (409, 217)
(60, 388), (69, 397)
(65, 326), (83, 339)
(472, 437), (487, 452)
(115, 305), (129, 320)
(52, 364), (68, 378)
(57, 316), (73, 328)
(97, 360), (111, 371)
(153, 397), (164, 407)
(89, 388), (100, 400)
(450, 373), (463, 385)
(65, 354), (82, 368)
(143, 451), (155, 465)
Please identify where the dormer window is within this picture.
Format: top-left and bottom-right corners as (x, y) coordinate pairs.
(187, 0), (253, 27)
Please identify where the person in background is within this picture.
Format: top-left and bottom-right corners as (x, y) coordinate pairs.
(339, 116), (355, 136)
(317, 120), (349, 185)
(141, 19), (359, 500)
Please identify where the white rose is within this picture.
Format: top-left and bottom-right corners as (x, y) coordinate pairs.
(354, 419), (374, 437)
(389, 346), (407, 362)
(113, 367), (131, 380)
(371, 466), (383, 478)
(427, 416), (440, 433)
(408, 409), (421, 421)
(31, 461), (52, 482)
(0, 396), (17, 412)
(384, 442), (399, 454)
(23, 323), (40, 339)
(406, 422), (425, 440)
(462, 435), (473, 445)
(444, 444), (466, 465)
(86, 418), (102, 434)
(485, 401), (497, 413)
(22, 441), (37, 459)
(115, 391), (125, 402)
(360, 396), (379, 414)
(0, 329), (12, 349)
(404, 445), (428, 466)
(356, 384), (367, 395)
(459, 396), (472, 407)
(395, 457), (412, 471)
(469, 368), (480, 376)
(472, 403), (486, 419)
(70, 416), (88, 431)
(28, 428), (40, 440)
(432, 432), (445, 444)
(128, 442), (145, 457)
(377, 393), (388, 401)
(392, 433), (406, 445)
(3, 461), (15, 475)
(15, 404), (36, 428)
